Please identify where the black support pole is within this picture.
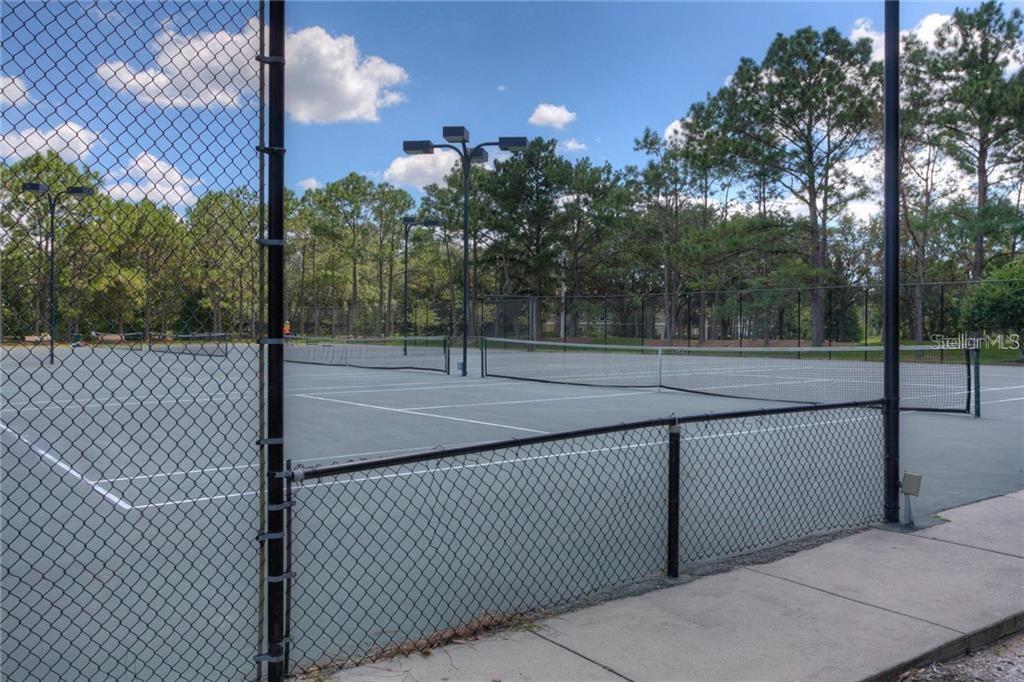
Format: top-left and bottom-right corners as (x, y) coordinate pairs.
(461, 154), (470, 376)
(403, 221), (410, 355)
(47, 197), (57, 365)
(883, 0), (901, 524)
(667, 424), (680, 579)
(265, 1), (287, 680)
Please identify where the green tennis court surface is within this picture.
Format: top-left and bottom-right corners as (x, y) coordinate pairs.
(1, 343), (1021, 678)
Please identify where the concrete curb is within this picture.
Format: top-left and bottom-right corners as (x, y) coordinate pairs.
(864, 611), (1024, 681)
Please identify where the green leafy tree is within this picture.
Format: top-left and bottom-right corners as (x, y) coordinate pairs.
(962, 257), (1024, 358)
(932, 0), (1024, 280)
(724, 27), (880, 345)
(484, 138), (571, 336)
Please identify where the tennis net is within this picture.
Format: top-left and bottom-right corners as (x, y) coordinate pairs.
(285, 336), (450, 373)
(481, 337), (975, 413)
(88, 331), (229, 357)
(149, 333), (230, 357)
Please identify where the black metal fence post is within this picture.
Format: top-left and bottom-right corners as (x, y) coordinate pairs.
(640, 296), (646, 348)
(264, 2), (288, 680)
(738, 292), (744, 347)
(686, 293), (692, 347)
(667, 424), (680, 579)
(883, 0), (901, 524)
(603, 296), (609, 344)
(797, 289), (802, 348)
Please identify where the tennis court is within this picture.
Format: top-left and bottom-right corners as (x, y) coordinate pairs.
(2, 339), (1021, 678)
(1, 338), (1017, 522)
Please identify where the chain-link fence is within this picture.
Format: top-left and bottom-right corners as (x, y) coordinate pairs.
(288, 301), (456, 339)
(281, 400), (884, 676)
(2, 1), (266, 679)
(483, 281), (1001, 346)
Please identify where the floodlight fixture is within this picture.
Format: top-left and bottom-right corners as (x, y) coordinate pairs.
(397, 126), (525, 376)
(403, 140), (434, 155)
(498, 136), (528, 152)
(443, 126), (470, 144)
(20, 180), (95, 365)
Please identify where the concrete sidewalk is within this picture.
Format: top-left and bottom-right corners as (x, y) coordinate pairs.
(339, 491), (1024, 682)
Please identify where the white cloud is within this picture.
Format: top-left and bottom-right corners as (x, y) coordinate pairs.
(297, 177), (321, 192)
(664, 118), (685, 148)
(0, 121), (99, 162)
(560, 137), (587, 153)
(95, 20), (410, 122)
(286, 26), (408, 124)
(529, 103), (576, 129)
(851, 13), (951, 62)
(106, 151), (199, 207)
(383, 149), (460, 190)
(0, 75), (32, 108)
(497, 84), (507, 92)
(97, 18), (259, 108)
(853, 12), (1021, 77)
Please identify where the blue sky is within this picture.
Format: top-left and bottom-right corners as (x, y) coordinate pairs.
(3, 2), (1003, 209)
(282, 2), (984, 197)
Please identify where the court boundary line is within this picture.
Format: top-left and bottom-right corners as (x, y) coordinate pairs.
(0, 422), (132, 511)
(294, 393), (548, 434)
(404, 390), (648, 411)
(294, 414), (876, 492)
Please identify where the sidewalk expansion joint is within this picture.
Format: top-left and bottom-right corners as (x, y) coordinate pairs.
(528, 630), (635, 681)
(883, 528), (1024, 560)
(741, 566), (964, 635)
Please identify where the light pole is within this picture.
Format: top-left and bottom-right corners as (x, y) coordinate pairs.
(21, 182), (94, 364)
(401, 215), (440, 353)
(403, 128), (527, 376)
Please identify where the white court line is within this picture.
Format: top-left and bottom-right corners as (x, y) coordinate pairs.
(292, 381), (518, 397)
(0, 384), (242, 410)
(98, 411), (875, 509)
(0, 391), (256, 416)
(95, 439), (502, 484)
(406, 391), (647, 411)
(0, 422), (132, 511)
(297, 414), (875, 492)
(284, 378), (462, 391)
(295, 393), (548, 434)
(980, 396), (1024, 405)
(132, 489), (258, 511)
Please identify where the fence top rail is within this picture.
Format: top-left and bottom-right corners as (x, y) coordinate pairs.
(479, 279), (1013, 302)
(484, 337), (964, 356)
(289, 398), (885, 482)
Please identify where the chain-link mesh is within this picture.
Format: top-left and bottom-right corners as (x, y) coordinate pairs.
(678, 405), (885, 564)
(1, 2), (264, 679)
(287, 425), (669, 674)
(482, 281), (997, 347)
(284, 401), (884, 676)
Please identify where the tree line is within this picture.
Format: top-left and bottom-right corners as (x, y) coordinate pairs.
(2, 3), (1021, 346)
(289, 3), (1022, 345)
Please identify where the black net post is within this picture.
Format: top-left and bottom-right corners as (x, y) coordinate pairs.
(973, 349), (981, 418)
(667, 424), (680, 579)
(641, 296), (646, 348)
(797, 289), (802, 347)
(863, 286), (869, 350)
(883, 0), (901, 524)
(686, 293), (692, 347)
(261, 1), (288, 680)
